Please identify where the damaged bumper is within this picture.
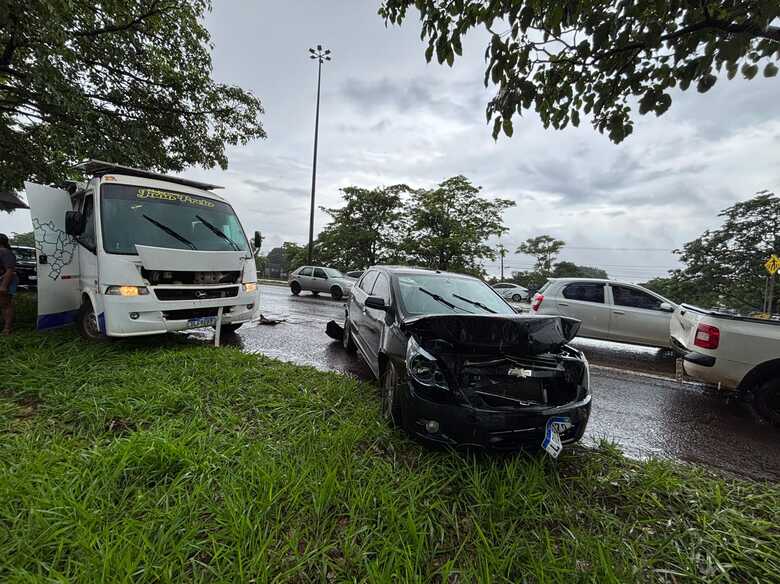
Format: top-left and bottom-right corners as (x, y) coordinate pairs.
(400, 378), (591, 450)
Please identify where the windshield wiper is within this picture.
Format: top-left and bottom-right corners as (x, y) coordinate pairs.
(419, 287), (472, 313)
(452, 293), (497, 314)
(142, 215), (196, 250)
(195, 214), (240, 251)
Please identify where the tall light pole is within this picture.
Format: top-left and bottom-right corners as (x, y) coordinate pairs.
(307, 45), (331, 265)
(497, 242), (507, 281)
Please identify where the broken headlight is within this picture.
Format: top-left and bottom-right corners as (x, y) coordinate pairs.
(406, 336), (450, 391)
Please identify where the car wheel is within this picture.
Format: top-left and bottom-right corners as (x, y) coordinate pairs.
(290, 281), (301, 295)
(330, 286), (343, 301)
(753, 377), (780, 427)
(77, 300), (105, 341)
(343, 317), (357, 353)
(380, 361), (403, 427)
(511, 294), (522, 302)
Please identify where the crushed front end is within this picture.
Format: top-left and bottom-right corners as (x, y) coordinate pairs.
(399, 314), (591, 451)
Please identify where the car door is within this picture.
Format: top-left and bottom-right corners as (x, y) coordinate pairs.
(349, 270), (379, 366)
(312, 267), (329, 293)
(297, 266), (313, 291)
(555, 282), (611, 339)
(362, 272), (391, 368)
(607, 284), (673, 347)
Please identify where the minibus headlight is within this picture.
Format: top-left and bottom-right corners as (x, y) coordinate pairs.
(105, 285), (149, 297)
(243, 282), (257, 293)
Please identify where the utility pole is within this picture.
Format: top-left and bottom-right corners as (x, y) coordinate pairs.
(307, 45), (331, 265)
(497, 242), (507, 281)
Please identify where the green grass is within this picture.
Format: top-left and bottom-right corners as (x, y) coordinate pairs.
(1, 293), (779, 582)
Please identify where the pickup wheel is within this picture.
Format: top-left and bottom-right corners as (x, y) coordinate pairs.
(753, 378), (780, 427)
(290, 281), (301, 295)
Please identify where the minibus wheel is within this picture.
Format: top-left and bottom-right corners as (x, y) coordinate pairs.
(77, 300), (105, 341)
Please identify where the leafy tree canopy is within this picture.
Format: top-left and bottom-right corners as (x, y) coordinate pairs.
(517, 235), (565, 275)
(552, 261), (608, 279)
(317, 184), (411, 272)
(404, 175), (515, 274)
(379, 0), (780, 143)
(1, 0), (265, 191)
(9, 230), (34, 246)
(670, 190), (780, 311)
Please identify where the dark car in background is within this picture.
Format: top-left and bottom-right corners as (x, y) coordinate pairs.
(11, 245), (37, 289)
(329, 266), (591, 453)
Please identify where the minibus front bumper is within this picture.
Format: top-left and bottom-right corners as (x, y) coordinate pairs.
(101, 287), (259, 336)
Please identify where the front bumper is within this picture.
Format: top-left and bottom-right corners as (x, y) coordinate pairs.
(102, 288), (259, 337)
(400, 381), (591, 450)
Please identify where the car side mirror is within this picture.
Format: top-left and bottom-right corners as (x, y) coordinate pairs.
(365, 296), (388, 311)
(65, 211), (84, 236)
(659, 302), (674, 312)
(253, 230), (263, 250)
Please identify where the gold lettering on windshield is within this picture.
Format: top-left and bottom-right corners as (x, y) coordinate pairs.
(137, 188), (216, 208)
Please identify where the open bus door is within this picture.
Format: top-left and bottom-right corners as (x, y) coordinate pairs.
(24, 183), (81, 330)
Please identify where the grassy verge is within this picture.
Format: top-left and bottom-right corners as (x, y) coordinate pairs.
(1, 293), (779, 582)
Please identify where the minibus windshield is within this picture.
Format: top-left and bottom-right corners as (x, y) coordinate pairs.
(101, 184), (249, 254)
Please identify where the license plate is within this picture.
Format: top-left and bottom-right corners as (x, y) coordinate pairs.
(187, 316), (217, 328)
(542, 416), (572, 458)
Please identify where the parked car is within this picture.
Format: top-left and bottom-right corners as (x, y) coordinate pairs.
(670, 304), (780, 426)
(492, 282), (529, 302)
(531, 278), (676, 349)
(288, 265), (354, 300)
(326, 266), (591, 453)
(11, 245), (37, 289)
(345, 270), (364, 280)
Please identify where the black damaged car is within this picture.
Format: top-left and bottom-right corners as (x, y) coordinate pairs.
(327, 266), (591, 453)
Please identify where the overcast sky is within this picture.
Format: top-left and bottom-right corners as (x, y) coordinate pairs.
(3, 1), (778, 281)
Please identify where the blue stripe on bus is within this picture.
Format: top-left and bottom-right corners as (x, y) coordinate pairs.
(37, 309), (79, 330)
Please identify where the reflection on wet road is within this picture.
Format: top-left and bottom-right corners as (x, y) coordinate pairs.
(219, 284), (779, 481)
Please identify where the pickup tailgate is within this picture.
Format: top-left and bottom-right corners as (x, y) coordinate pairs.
(670, 305), (704, 353)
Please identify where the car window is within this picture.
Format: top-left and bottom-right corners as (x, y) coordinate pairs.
(323, 268), (343, 278)
(359, 270), (379, 293)
(397, 273), (514, 316)
(313, 268), (327, 279)
(371, 273), (391, 302)
(562, 282), (605, 303)
(611, 285), (663, 310)
(299, 267), (313, 277)
(80, 195), (97, 251)
(493, 283), (508, 289)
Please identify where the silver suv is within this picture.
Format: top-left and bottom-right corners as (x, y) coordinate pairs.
(288, 266), (354, 300)
(532, 278), (676, 349)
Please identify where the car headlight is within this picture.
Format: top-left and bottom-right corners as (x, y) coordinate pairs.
(105, 285), (149, 296)
(406, 336), (450, 391)
(243, 282), (257, 293)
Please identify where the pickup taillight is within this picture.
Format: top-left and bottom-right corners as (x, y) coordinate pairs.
(531, 293), (544, 312)
(694, 323), (720, 350)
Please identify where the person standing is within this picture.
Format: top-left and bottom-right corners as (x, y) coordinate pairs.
(0, 233), (17, 335)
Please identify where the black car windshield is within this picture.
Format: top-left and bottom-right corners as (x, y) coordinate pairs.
(13, 247), (36, 262)
(100, 184), (249, 254)
(396, 273), (514, 316)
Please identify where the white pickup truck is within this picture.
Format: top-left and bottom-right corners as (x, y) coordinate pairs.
(670, 304), (780, 426)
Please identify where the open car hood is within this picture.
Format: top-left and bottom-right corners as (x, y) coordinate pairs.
(401, 314), (580, 356)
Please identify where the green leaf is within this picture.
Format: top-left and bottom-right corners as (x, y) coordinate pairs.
(571, 109), (580, 127)
(764, 63), (778, 78)
(425, 44), (434, 63)
(742, 63), (758, 80)
(502, 117), (514, 137)
(696, 74), (716, 93)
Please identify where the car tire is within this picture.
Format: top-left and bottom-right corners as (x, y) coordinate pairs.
(753, 377), (780, 427)
(290, 281), (301, 295)
(512, 294), (522, 302)
(380, 361), (403, 427)
(343, 317), (357, 353)
(77, 299), (105, 341)
(330, 286), (343, 301)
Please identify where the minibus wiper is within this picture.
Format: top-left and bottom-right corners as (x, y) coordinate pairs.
(452, 294), (497, 314)
(418, 287), (472, 313)
(195, 214), (240, 251)
(142, 214), (196, 250)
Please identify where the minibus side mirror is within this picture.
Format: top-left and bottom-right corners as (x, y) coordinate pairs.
(65, 211), (84, 236)
(253, 231), (263, 250)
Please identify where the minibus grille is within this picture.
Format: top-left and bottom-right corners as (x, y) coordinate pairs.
(154, 286), (239, 301)
(162, 307), (232, 321)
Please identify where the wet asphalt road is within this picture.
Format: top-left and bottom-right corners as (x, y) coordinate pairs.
(218, 284), (779, 481)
